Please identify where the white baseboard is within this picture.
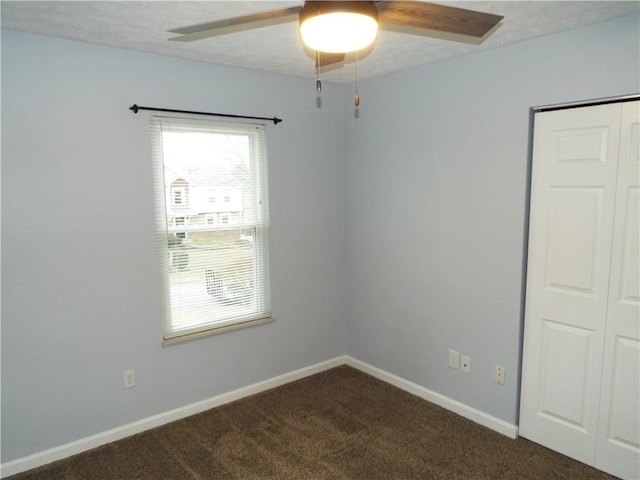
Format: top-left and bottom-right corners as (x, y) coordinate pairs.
(1, 354), (517, 478)
(0, 356), (347, 478)
(344, 356), (519, 439)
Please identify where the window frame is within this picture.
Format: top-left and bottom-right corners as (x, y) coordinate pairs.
(151, 115), (272, 344)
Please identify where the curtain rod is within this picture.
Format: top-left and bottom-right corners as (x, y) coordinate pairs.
(129, 104), (282, 125)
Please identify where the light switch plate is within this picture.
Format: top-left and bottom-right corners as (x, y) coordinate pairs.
(449, 350), (460, 369)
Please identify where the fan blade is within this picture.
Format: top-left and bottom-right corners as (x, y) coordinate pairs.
(169, 6), (301, 42)
(317, 52), (345, 68)
(376, 1), (502, 38)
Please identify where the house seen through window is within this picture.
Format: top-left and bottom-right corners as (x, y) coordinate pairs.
(151, 116), (271, 343)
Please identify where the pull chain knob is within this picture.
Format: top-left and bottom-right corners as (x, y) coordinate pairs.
(354, 50), (360, 108)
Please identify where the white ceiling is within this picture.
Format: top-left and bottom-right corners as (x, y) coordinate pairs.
(2, 1), (638, 83)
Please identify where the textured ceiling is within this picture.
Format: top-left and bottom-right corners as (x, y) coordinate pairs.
(1, 1), (638, 83)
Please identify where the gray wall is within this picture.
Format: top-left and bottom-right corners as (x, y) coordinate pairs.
(1, 30), (347, 462)
(344, 13), (640, 424)
(2, 12), (639, 463)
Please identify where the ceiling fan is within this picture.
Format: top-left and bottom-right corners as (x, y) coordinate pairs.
(168, 1), (503, 104)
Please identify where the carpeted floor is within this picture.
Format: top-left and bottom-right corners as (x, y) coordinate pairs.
(6, 366), (616, 479)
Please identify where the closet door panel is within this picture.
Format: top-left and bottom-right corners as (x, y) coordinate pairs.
(595, 101), (640, 480)
(537, 320), (595, 430)
(545, 187), (604, 294)
(520, 103), (622, 465)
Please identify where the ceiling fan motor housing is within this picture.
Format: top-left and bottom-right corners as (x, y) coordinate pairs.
(299, 1), (379, 21)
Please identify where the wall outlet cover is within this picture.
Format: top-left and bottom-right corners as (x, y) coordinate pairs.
(123, 369), (135, 389)
(460, 356), (471, 373)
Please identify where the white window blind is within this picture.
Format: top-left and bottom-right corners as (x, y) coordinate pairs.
(151, 116), (271, 343)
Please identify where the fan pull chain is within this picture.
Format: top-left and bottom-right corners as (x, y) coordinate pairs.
(316, 51), (322, 93)
(354, 51), (360, 107)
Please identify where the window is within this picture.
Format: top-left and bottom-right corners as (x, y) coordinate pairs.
(172, 185), (188, 206)
(151, 116), (271, 343)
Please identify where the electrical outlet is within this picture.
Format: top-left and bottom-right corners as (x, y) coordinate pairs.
(123, 369), (135, 389)
(460, 356), (471, 373)
(494, 365), (506, 385)
(449, 350), (460, 369)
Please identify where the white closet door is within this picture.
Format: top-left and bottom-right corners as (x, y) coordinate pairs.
(519, 103), (622, 465)
(594, 101), (640, 479)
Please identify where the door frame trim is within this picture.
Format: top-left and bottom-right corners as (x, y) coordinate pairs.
(533, 93), (640, 113)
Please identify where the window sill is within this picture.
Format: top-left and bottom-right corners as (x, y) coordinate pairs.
(162, 315), (274, 346)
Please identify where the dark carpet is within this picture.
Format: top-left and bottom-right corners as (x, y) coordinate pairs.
(7, 366), (616, 479)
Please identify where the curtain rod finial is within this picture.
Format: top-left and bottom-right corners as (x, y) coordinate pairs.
(129, 104), (139, 114)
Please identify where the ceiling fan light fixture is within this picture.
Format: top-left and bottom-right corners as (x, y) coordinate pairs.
(299, 1), (378, 53)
